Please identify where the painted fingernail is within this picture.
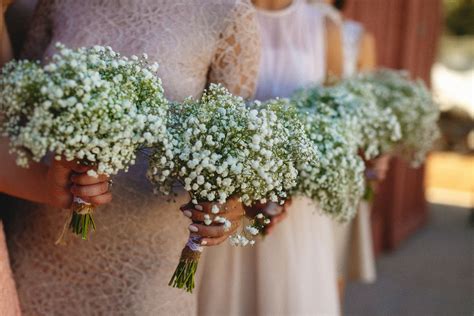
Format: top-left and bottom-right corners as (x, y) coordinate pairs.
(195, 205), (203, 211)
(188, 225), (198, 232)
(201, 240), (208, 245)
(183, 210), (192, 218)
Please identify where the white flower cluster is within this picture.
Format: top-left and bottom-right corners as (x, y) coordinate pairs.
(0, 43), (169, 176)
(346, 69), (440, 166)
(293, 85), (402, 160)
(147, 84), (314, 207)
(228, 213), (270, 247)
(291, 97), (366, 221)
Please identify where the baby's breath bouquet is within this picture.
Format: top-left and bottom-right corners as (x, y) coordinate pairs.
(290, 96), (366, 221)
(0, 43), (169, 241)
(345, 69), (440, 166)
(291, 85), (401, 211)
(147, 84), (316, 292)
(292, 85), (402, 160)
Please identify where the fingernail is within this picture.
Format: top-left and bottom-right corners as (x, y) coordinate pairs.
(188, 225), (198, 232)
(183, 210), (192, 218)
(201, 240), (208, 245)
(195, 205), (203, 211)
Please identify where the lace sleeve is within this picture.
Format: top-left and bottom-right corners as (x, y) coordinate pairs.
(20, 0), (53, 60)
(208, 0), (261, 99)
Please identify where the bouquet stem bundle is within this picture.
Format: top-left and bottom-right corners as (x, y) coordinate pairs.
(0, 43), (170, 242)
(149, 84), (315, 292)
(69, 199), (96, 240)
(169, 235), (202, 292)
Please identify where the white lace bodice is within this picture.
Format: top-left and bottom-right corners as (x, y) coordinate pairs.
(254, 0), (326, 100)
(342, 20), (364, 78)
(21, 0), (260, 101)
(5, 1), (260, 315)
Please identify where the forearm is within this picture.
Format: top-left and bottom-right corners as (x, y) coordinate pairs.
(0, 137), (51, 205)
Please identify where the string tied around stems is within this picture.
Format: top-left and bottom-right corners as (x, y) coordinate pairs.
(55, 196), (96, 245)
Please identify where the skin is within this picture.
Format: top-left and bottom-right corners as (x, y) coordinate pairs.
(0, 3), (110, 209)
(0, 0), (13, 67)
(180, 197), (245, 246)
(0, 138), (112, 208)
(176, 0), (298, 247)
(248, 0), (344, 234)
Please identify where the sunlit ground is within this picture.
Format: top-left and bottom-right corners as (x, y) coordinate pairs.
(425, 151), (474, 208)
(344, 203), (471, 315)
(343, 151), (473, 315)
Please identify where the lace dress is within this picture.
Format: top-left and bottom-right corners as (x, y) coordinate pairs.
(198, 1), (340, 315)
(3, 1), (260, 315)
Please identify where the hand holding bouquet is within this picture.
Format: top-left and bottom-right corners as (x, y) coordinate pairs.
(291, 93), (366, 221)
(0, 43), (169, 241)
(345, 69), (440, 166)
(147, 84), (316, 292)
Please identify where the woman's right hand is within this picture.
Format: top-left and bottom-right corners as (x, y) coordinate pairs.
(46, 159), (112, 209)
(244, 200), (291, 235)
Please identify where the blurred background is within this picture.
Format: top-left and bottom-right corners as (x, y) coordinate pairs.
(4, 0), (473, 315)
(339, 0), (473, 315)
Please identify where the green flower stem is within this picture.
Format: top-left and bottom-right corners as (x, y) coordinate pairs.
(169, 245), (201, 293)
(69, 203), (96, 240)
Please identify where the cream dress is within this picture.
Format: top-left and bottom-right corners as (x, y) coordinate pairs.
(2, 0), (260, 315)
(198, 1), (340, 315)
(333, 20), (377, 283)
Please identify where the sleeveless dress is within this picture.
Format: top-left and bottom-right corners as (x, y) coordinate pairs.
(197, 2), (340, 315)
(333, 20), (377, 283)
(2, 1), (260, 315)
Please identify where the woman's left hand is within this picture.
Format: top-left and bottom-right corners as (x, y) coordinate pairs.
(366, 154), (391, 182)
(180, 196), (245, 246)
(245, 200), (290, 235)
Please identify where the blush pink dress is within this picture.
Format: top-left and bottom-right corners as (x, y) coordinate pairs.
(0, 222), (21, 316)
(3, 1), (260, 315)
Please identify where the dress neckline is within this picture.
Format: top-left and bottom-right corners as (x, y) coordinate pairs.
(255, 0), (300, 17)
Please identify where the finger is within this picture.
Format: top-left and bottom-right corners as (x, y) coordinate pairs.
(188, 219), (238, 238)
(71, 173), (109, 185)
(57, 159), (90, 173)
(188, 223), (226, 238)
(182, 209), (242, 222)
(272, 212), (288, 225)
(71, 182), (109, 197)
(263, 202), (284, 216)
(193, 201), (227, 214)
(264, 212), (287, 234)
(200, 235), (228, 247)
(86, 192), (113, 206)
(50, 159), (74, 187)
(200, 222), (240, 246)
